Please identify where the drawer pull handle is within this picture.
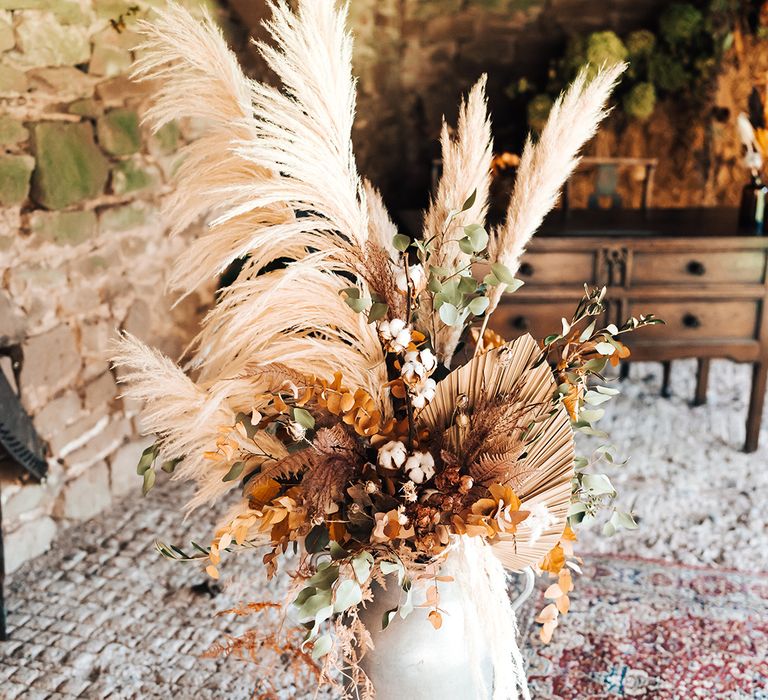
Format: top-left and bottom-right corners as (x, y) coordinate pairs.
(519, 262), (535, 277)
(686, 260), (706, 276)
(682, 313), (701, 329)
(511, 316), (530, 331)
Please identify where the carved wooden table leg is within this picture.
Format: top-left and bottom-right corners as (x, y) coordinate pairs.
(694, 358), (710, 406)
(745, 361), (768, 453)
(661, 361), (672, 398)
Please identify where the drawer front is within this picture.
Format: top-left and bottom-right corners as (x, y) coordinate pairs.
(628, 299), (761, 342)
(517, 251), (597, 286)
(632, 251), (766, 285)
(490, 300), (584, 340)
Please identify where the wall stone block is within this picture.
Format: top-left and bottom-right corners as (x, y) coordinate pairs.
(110, 158), (157, 194)
(3, 516), (57, 575)
(0, 64), (28, 92)
(19, 324), (81, 410)
(0, 153), (34, 205)
(0, 115), (29, 145)
(0, 15), (14, 52)
(29, 210), (98, 246)
(54, 460), (111, 520)
(27, 66), (97, 100)
(89, 43), (132, 77)
(13, 11), (90, 67)
(33, 390), (84, 441)
(0, 289), (26, 346)
(97, 107), (141, 156)
(98, 200), (150, 232)
(30, 121), (109, 209)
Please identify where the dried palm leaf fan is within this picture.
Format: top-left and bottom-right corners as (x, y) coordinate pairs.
(420, 334), (574, 571)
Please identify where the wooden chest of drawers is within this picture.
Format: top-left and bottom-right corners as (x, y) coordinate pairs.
(489, 208), (768, 452)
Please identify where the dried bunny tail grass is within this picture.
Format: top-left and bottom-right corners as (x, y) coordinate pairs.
(485, 62), (626, 319)
(132, 3), (283, 295)
(419, 75), (493, 363)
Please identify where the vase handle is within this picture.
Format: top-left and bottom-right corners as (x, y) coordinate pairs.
(510, 566), (535, 612)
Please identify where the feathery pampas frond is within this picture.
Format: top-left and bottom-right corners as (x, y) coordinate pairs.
(484, 62), (626, 319)
(114, 0), (391, 509)
(420, 76), (494, 363)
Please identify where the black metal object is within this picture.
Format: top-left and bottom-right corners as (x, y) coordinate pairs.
(0, 358), (48, 641)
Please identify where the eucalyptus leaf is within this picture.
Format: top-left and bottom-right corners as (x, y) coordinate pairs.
(222, 461), (245, 482)
(380, 560), (404, 586)
(596, 385), (620, 396)
(311, 633), (333, 660)
(344, 295), (370, 313)
(352, 551), (374, 583)
(161, 458), (181, 474)
(458, 275), (478, 294)
(428, 274), (443, 293)
(579, 408), (605, 423)
(305, 524), (330, 554)
(458, 237), (474, 255)
(584, 390), (612, 406)
(333, 579), (363, 613)
(294, 586), (317, 607)
(595, 342), (616, 356)
(602, 521), (616, 537)
(468, 296), (489, 316)
(483, 273), (500, 287)
(464, 223), (488, 251)
(582, 473), (615, 495)
(616, 511), (638, 530)
(368, 302), (388, 323)
(439, 303), (460, 326)
(392, 234), (411, 252)
(491, 263), (518, 285)
(329, 541), (349, 560)
(293, 407), (315, 430)
(308, 563), (340, 590)
(461, 189), (477, 211)
(579, 320), (596, 342)
(136, 444), (157, 475)
(382, 608), (398, 630)
(142, 467), (156, 496)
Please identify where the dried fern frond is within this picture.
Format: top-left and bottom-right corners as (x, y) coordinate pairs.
(419, 75), (494, 362)
(485, 62), (626, 319)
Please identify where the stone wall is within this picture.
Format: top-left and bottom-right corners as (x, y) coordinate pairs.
(0, 0), (213, 574)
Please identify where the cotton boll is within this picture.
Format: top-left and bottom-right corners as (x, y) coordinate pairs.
(411, 378), (437, 409)
(404, 451), (435, 484)
(378, 440), (407, 470)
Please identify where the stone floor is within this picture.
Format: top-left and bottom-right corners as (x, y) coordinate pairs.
(2, 359), (767, 699)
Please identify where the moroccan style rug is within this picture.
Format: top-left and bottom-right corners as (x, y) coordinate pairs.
(523, 554), (768, 699)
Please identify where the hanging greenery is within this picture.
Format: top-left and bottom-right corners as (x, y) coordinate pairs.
(509, 1), (767, 129)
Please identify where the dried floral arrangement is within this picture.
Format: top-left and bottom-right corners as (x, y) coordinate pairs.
(112, 2), (661, 698)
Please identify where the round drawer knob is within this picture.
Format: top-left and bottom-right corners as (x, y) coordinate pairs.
(519, 262), (534, 277)
(511, 316), (530, 331)
(686, 260), (706, 276)
(682, 313), (701, 329)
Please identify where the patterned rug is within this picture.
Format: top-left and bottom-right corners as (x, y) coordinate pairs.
(523, 554), (768, 699)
